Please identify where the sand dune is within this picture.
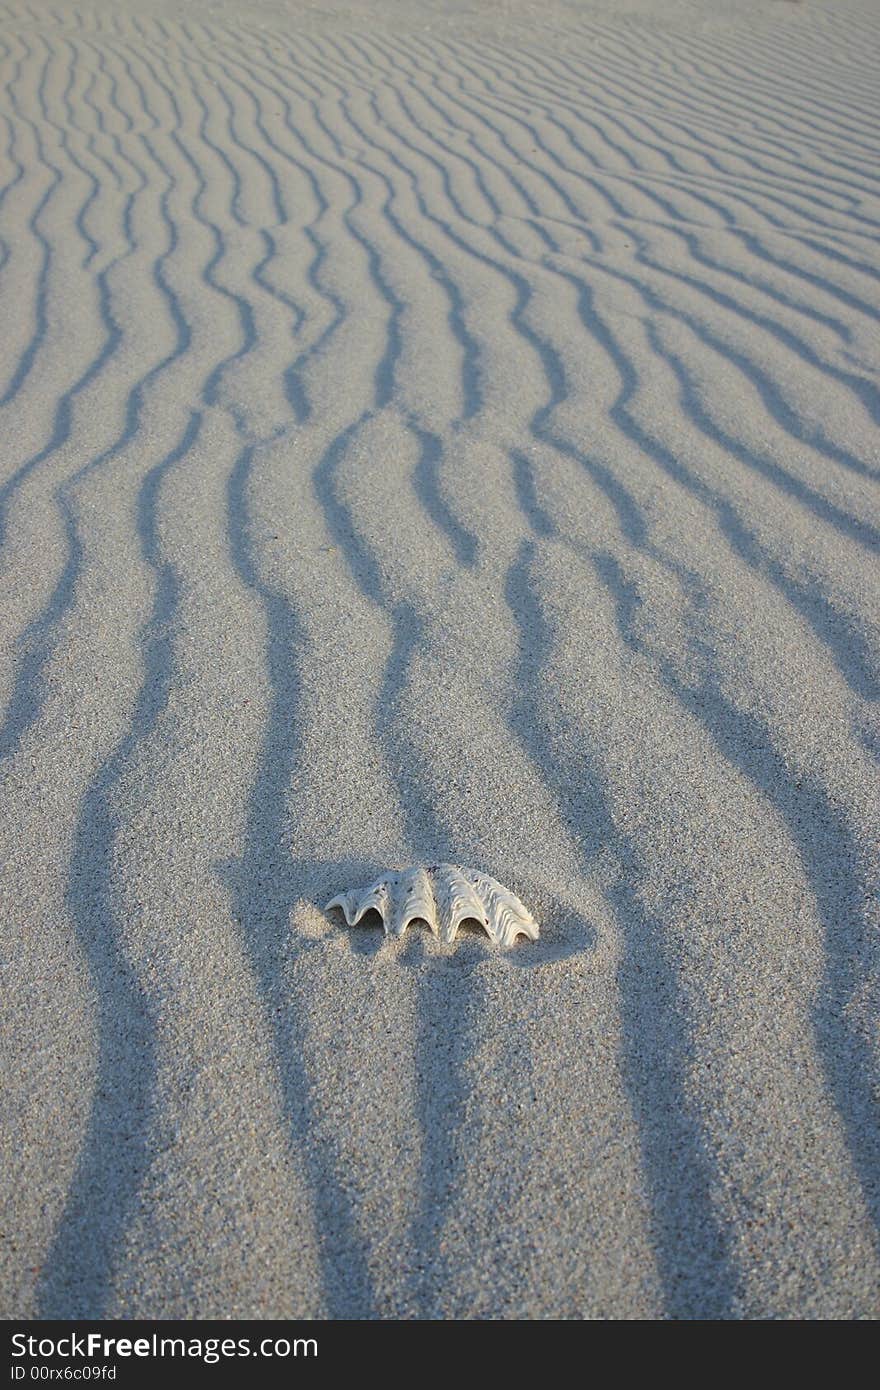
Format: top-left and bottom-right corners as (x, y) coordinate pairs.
(1, 0), (878, 1319)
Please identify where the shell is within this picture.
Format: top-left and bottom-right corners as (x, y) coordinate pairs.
(325, 864), (539, 947)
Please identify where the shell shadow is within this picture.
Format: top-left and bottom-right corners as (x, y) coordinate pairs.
(316, 864), (596, 968)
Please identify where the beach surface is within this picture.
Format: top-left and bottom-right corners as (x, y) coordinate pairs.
(1, 0), (879, 1319)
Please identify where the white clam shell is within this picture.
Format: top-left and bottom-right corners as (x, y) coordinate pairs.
(325, 864), (539, 947)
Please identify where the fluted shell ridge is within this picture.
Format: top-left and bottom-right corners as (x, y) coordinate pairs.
(325, 864), (539, 947)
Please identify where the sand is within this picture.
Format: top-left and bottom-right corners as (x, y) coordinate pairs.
(1, 0), (879, 1319)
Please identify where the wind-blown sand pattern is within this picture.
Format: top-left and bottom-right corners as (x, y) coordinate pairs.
(1, 0), (879, 1319)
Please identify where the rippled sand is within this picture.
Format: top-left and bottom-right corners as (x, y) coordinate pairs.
(1, 0), (879, 1319)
